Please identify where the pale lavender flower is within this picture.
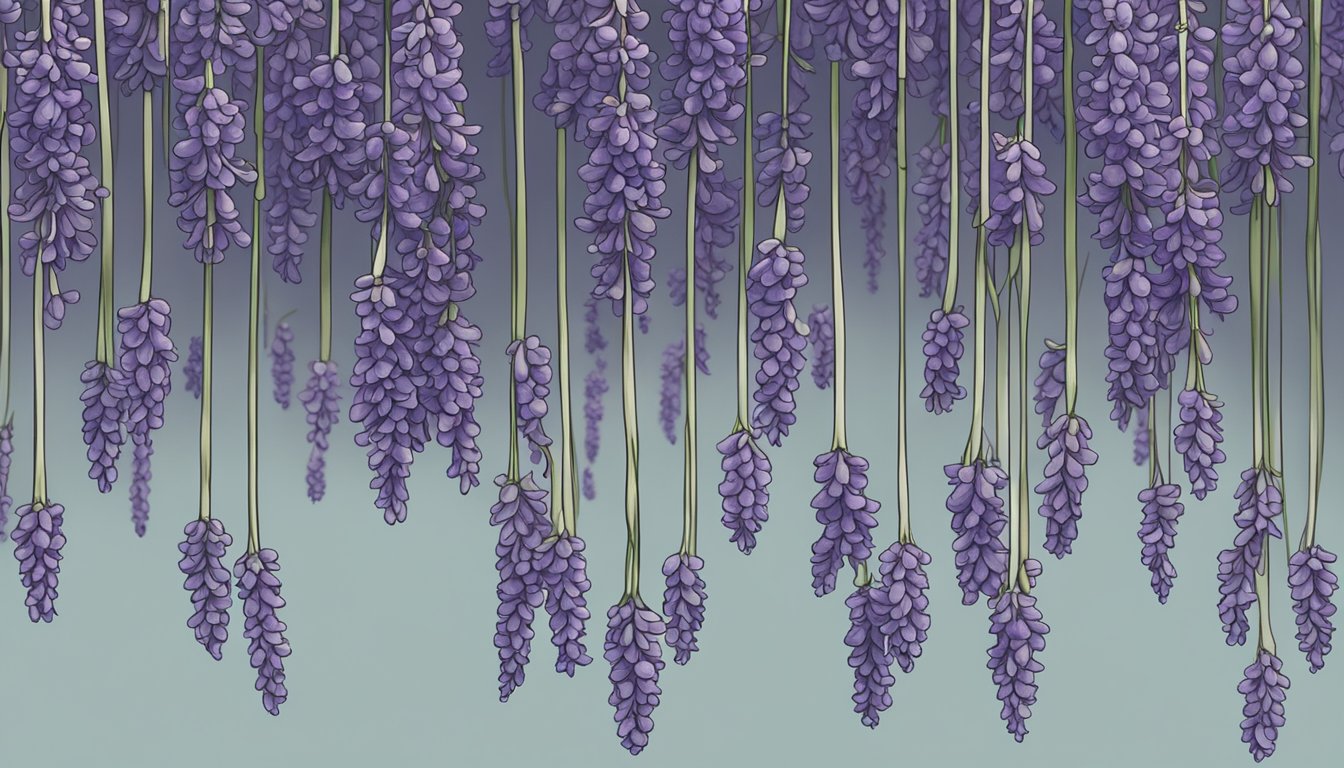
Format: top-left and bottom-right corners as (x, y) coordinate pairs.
(1138, 481), (1185, 603)
(234, 548), (292, 716)
(985, 134), (1055, 248)
(1033, 343), (1066, 427)
(986, 590), (1049, 742)
(509, 335), (554, 469)
(944, 460), (1009, 605)
(605, 598), (667, 755)
(810, 449), (880, 597)
(1133, 404), (1150, 466)
(1175, 387), (1226, 499)
(718, 427), (773, 554)
(270, 321), (295, 409)
(808, 304), (834, 390)
(299, 360), (342, 502)
(662, 552), (708, 665)
(12, 501), (66, 622)
(1218, 468), (1285, 646)
(292, 53), (369, 203)
(844, 583), (895, 728)
(921, 308), (969, 413)
(749, 238), (809, 446)
(1036, 414), (1098, 558)
(79, 361), (126, 493)
(1238, 650), (1289, 762)
(0, 423), (11, 541)
(105, 0), (167, 93)
(177, 517), (233, 659)
(420, 312), (485, 494)
(913, 138), (951, 299)
(169, 84), (256, 264)
(491, 473), (552, 701)
(130, 440), (152, 537)
(537, 532), (593, 676)
(184, 335), (203, 398)
(117, 298), (177, 532)
(878, 541), (933, 674)
(1288, 545), (1337, 673)
(582, 467), (597, 501)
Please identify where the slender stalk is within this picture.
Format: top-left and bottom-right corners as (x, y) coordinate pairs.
(139, 90), (155, 302)
(1062, 0), (1078, 413)
(1248, 198), (1263, 467)
(1304, 0), (1324, 548)
(617, 16), (643, 603)
(247, 48), (267, 554)
(1263, 203), (1277, 473)
(556, 130), (577, 535)
(199, 263), (214, 522)
(995, 248), (1011, 462)
(159, 1), (169, 169)
(829, 61), (847, 453)
(734, 1), (755, 431)
(319, 193), (332, 361)
(94, 0), (115, 365)
(771, 0), (793, 240)
(329, 0), (343, 57)
(1015, 0), (1037, 594)
(1254, 555), (1278, 654)
(962, 0), (993, 464)
(941, 0), (960, 315)
(681, 162), (700, 556)
(1, 64), (11, 419)
(32, 263), (48, 502)
(895, 9), (911, 542)
(511, 11), (528, 336)
(41, 0), (51, 44)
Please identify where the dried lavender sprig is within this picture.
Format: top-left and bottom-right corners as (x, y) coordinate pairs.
(184, 335), (203, 398)
(177, 518), (233, 659)
(807, 304), (834, 390)
(1288, 544), (1336, 673)
(270, 320), (295, 408)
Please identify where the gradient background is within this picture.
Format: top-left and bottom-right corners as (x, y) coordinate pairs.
(2, 3), (1341, 766)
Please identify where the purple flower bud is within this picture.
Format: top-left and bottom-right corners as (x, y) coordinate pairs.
(1035, 414), (1098, 558)
(299, 359), (343, 502)
(1033, 343), (1066, 427)
(177, 517), (233, 659)
(944, 460), (1009, 605)
(718, 427), (773, 554)
(130, 439), (152, 537)
(985, 134), (1055, 248)
(1175, 388), (1226, 499)
(184, 336), (204, 399)
(79, 361), (126, 493)
(986, 590), (1049, 742)
(509, 335), (554, 469)
(844, 583), (895, 728)
(169, 86), (256, 264)
(1218, 468), (1285, 646)
(810, 449), (880, 597)
(235, 548), (292, 716)
(270, 321), (296, 409)
(1137, 482), (1185, 603)
(921, 308), (969, 414)
(878, 541), (933, 673)
(491, 472), (553, 701)
(1288, 545), (1337, 673)
(12, 500), (66, 623)
(807, 304), (835, 390)
(537, 532), (593, 676)
(1238, 650), (1289, 762)
(604, 598), (666, 756)
(662, 552), (708, 665)
(913, 138), (951, 299)
(420, 313), (485, 493)
(1133, 404), (1150, 466)
(749, 239), (809, 445)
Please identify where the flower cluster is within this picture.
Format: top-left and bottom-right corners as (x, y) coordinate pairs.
(116, 299), (178, 535)
(913, 139), (951, 299)
(270, 321), (296, 408)
(234, 549), (292, 716)
(184, 335), (204, 398)
(1036, 415), (1099, 558)
(986, 590), (1049, 742)
(491, 473), (552, 701)
(1137, 481), (1185, 603)
(0, 423), (11, 541)
(1218, 469), (1285, 646)
(509, 336), (554, 470)
(944, 460), (1009, 604)
(749, 239), (809, 446)
(879, 540), (933, 673)
(662, 552), (708, 665)
(753, 19), (812, 235)
(807, 304), (834, 390)
(537, 533), (593, 676)
(177, 518), (233, 659)
(1033, 342), (1065, 427)
(1174, 387), (1226, 499)
(79, 362), (125, 493)
(105, 0), (167, 94)
(1238, 650), (1289, 762)
(718, 428), (773, 554)
(986, 0), (1063, 132)
(484, 0), (536, 78)
(422, 315), (485, 493)
(604, 599), (667, 755)
(810, 449), (880, 597)
(12, 501), (67, 623)
(985, 133), (1054, 248)
(1287, 545), (1337, 674)
(843, 583), (895, 728)
(921, 308), (969, 414)
(299, 360), (343, 501)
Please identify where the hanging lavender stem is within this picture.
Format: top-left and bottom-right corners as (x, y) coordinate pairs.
(270, 318), (295, 409)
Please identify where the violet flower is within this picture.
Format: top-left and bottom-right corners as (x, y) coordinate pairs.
(1133, 404), (1150, 466)
(584, 363), (608, 485)
(1035, 414), (1099, 559)
(878, 541), (933, 674)
(604, 599), (667, 756)
(808, 304), (834, 390)
(184, 335), (204, 398)
(0, 423), (11, 541)
(270, 321), (295, 408)
(1033, 342), (1065, 427)
(810, 449), (880, 597)
(986, 0), (1063, 131)
(1288, 545), (1337, 673)
(116, 298), (177, 534)
(1238, 650), (1290, 762)
(913, 138), (951, 299)
(1218, 468), (1285, 646)
(299, 360), (342, 502)
(718, 427), (773, 554)
(12, 501), (66, 623)
(749, 238), (809, 446)
(79, 361), (126, 493)
(985, 132), (1055, 249)
(177, 518), (233, 659)
(169, 82), (256, 265)
(130, 440), (152, 537)
(484, 0), (536, 78)
(986, 590), (1049, 742)
(235, 548), (292, 716)
(292, 49), (369, 204)
(509, 336), (554, 470)
(662, 552), (707, 666)
(842, 0), (899, 290)
(1174, 388), (1226, 500)
(659, 341), (682, 445)
(844, 583), (895, 728)
(921, 308), (969, 414)
(944, 460), (1009, 605)
(420, 314), (485, 494)
(491, 472), (552, 701)
(1137, 481), (1185, 603)
(105, 0), (166, 93)
(537, 532), (593, 676)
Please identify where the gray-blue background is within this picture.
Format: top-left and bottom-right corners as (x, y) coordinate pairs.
(2, 3), (1341, 765)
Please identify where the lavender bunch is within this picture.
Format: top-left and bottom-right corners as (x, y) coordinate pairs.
(843, 582), (895, 727)
(79, 361), (125, 493)
(810, 449), (880, 596)
(491, 473), (552, 701)
(1288, 545), (1337, 673)
(299, 360), (342, 501)
(749, 239), (808, 446)
(234, 549), (291, 715)
(1137, 478), (1185, 603)
(270, 320), (295, 408)
(1218, 469), (1285, 646)
(185, 335), (203, 398)
(921, 308), (969, 414)
(807, 304), (834, 390)
(177, 518), (234, 659)
(718, 427), (773, 554)
(986, 590), (1049, 742)
(944, 461), (1009, 605)
(116, 299), (178, 536)
(1036, 412), (1098, 559)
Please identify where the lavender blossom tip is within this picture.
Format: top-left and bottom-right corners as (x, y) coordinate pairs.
(987, 591), (1049, 743)
(1238, 650), (1289, 762)
(1035, 414), (1098, 559)
(810, 449), (880, 597)
(1288, 545), (1337, 673)
(605, 599), (666, 755)
(235, 549), (291, 716)
(844, 584), (895, 728)
(12, 501), (66, 623)
(921, 309), (969, 414)
(177, 518), (234, 659)
(718, 427), (772, 555)
(661, 552), (708, 666)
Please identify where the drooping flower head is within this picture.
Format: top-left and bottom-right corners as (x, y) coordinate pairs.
(913, 138), (952, 299)
(878, 540), (933, 674)
(270, 320), (296, 408)
(509, 336), (554, 470)
(749, 238), (809, 446)
(1218, 468), (1285, 646)
(843, 582), (895, 728)
(985, 133), (1055, 248)
(807, 304), (834, 390)
(604, 598), (667, 755)
(810, 449), (880, 597)
(420, 313), (485, 493)
(718, 427), (773, 554)
(1035, 414), (1099, 558)
(177, 517), (233, 659)
(1174, 387), (1226, 499)
(944, 460), (1009, 604)
(662, 552), (708, 665)
(1238, 649), (1290, 762)
(235, 548), (292, 716)
(921, 307), (969, 414)
(105, 0), (167, 94)
(537, 532), (593, 676)
(116, 298), (177, 534)
(491, 472), (553, 701)
(1288, 545), (1337, 674)
(12, 501), (66, 623)
(1137, 481), (1185, 603)
(1033, 342), (1065, 427)
(986, 590), (1049, 742)
(299, 360), (343, 502)
(184, 335), (204, 398)
(79, 361), (125, 493)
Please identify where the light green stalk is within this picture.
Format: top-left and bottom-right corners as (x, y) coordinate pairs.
(1, 62), (12, 421)
(1062, 0), (1079, 414)
(246, 48), (267, 554)
(895, 3), (912, 544)
(771, 0), (794, 241)
(319, 192), (333, 362)
(1303, 0), (1324, 549)
(94, 0), (116, 366)
(961, 0), (993, 465)
(941, 1), (960, 317)
(1012, 0), (1037, 594)
(681, 161), (700, 557)
(159, 1), (170, 168)
(829, 62), (847, 454)
(1175, 0), (1210, 402)
(617, 15), (645, 605)
(139, 90), (156, 302)
(734, 1), (756, 433)
(556, 130), (578, 535)
(1248, 197), (1264, 468)
(506, 8), (529, 483)
(31, 262), (49, 503)
(197, 60), (218, 523)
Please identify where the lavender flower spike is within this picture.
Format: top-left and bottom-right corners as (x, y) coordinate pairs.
(1218, 468), (1285, 645)
(0, 423), (12, 540)
(604, 599), (667, 756)
(810, 449), (880, 597)
(662, 553), (707, 666)
(235, 548), (292, 716)
(749, 239), (809, 446)
(509, 336), (554, 470)
(659, 341), (683, 445)
(921, 308), (969, 414)
(79, 361), (126, 493)
(844, 583), (896, 728)
(944, 461), (1009, 604)
(184, 335), (204, 399)
(130, 440), (152, 537)
(718, 427), (773, 554)
(1175, 388), (1226, 500)
(1288, 545), (1337, 673)
(299, 360), (342, 502)
(12, 501), (66, 622)
(1138, 482), (1185, 603)
(491, 473), (552, 701)
(1033, 342), (1066, 427)
(537, 532), (593, 676)
(270, 321), (295, 409)
(1035, 414), (1099, 558)
(807, 304), (834, 390)
(117, 298), (178, 535)
(177, 518), (233, 659)
(986, 590), (1049, 742)
(1239, 650), (1290, 762)
(878, 541), (933, 673)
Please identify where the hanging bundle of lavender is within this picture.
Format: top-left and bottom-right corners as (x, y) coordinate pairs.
(0, 0), (17, 544)
(170, 0), (256, 659)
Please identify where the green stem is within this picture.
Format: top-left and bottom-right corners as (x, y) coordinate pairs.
(618, 15), (643, 603)
(32, 263), (48, 502)
(139, 90), (155, 302)
(735, 1), (755, 431)
(199, 263), (214, 521)
(1304, 0), (1324, 548)
(246, 47), (267, 554)
(556, 130), (577, 536)
(682, 162), (700, 557)
(894, 12), (912, 542)
(329, 0), (342, 57)
(1, 64), (11, 419)
(1254, 546), (1278, 655)
(941, 1), (960, 316)
(1264, 202), (1278, 474)
(1015, 0), (1037, 592)
(994, 248), (1012, 464)
(963, 0), (993, 465)
(1062, 0), (1078, 413)
(511, 12), (528, 337)
(319, 192), (332, 361)
(829, 61), (847, 453)
(94, 0), (115, 364)
(1248, 196), (1263, 468)
(771, 0), (793, 241)
(41, 0), (51, 43)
